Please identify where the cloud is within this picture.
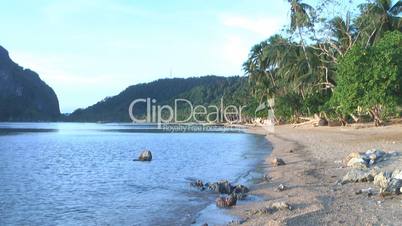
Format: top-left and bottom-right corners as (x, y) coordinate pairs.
(220, 14), (286, 37)
(221, 35), (250, 70)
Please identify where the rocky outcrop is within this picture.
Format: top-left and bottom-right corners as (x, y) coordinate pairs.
(341, 149), (402, 197)
(0, 45), (60, 121)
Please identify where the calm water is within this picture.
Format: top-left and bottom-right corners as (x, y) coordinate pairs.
(0, 123), (269, 226)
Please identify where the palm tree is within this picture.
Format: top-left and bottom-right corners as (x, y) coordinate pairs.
(356, 0), (402, 45)
(287, 0), (315, 71)
(327, 14), (356, 55)
(243, 41), (276, 103)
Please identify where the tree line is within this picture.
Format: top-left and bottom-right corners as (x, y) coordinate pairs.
(243, 0), (402, 125)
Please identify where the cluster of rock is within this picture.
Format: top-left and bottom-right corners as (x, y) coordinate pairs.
(190, 179), (250, 208)
(341, 149), (401, 196)
(343, 149), (389, 169)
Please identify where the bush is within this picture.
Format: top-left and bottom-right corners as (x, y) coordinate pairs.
(329, 31), (402, 125)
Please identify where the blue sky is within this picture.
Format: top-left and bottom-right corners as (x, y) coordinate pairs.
(1, 0), (365, 113)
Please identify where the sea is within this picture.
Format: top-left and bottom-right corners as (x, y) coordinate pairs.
(0, 123), (270, 226)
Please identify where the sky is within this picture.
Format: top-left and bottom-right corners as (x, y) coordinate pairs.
(0, 0), (366, 113)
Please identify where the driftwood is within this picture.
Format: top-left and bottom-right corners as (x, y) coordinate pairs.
(293, 114), (328, 128)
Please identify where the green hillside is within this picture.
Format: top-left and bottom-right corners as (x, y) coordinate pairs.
(66, 76), (260, 122)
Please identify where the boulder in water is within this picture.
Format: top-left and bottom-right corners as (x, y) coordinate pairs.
(190, 179), (205, 190)
(231, 184), (249, 200)
(137, 150), (152, 161)
(208, 180), (234, 194)
(215, 194), (237, 208)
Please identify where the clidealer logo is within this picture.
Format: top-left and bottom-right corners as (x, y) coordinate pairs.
(128, 97), (275, 132)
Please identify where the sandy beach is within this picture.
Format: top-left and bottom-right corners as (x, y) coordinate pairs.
(229, 124), (402, 226)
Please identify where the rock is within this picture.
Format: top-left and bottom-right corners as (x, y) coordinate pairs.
(138, 150), (152, 161)
(233, 184), (249, 193)
(231, 184), (249, 200)
(369, 149), (386, 165)
(365, 149), (385, 158)
(374, 172), (402, 195)
(344, 150), (390, 167)
(263, 174), (272, 182)
(347, 157), (368, 169)
(387, 179), (402, 195)
(249, 202), (292, 216)
(343, 152), (362, 165)
(368, 153), (377, 161)
(276, 184), (287, 192)
(215, 194), (237, 208)
(215, 197), (226, 207)
(342, 169), (374, 184)
(392, 169), (402, 180)
(355, 188), (374, 196)
(271, 202), (292, 210)
(374, 171), (391, 188)
(271, 158), (286, 167)
(208, 180), (234, 194)
(190, 179), (205, 190)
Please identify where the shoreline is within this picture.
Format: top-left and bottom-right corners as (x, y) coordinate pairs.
(193, 131), (272, 225)
(227, 124), (402, 225)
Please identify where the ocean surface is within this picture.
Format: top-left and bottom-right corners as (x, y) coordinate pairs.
(0, 123), (270, 226)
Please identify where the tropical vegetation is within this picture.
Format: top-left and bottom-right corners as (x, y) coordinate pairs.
(244, 0), (402, 125)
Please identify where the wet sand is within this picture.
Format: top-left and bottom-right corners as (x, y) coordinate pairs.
(228, 124), (402, 226)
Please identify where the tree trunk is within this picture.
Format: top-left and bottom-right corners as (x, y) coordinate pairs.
(370, 107), (383, 127)
(339, 117), (347, 126)
(298, 27), (312, 72)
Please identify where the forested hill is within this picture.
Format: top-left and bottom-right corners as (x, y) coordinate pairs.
(0, 45), (60, 121)
(66, 76), (257, 122)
